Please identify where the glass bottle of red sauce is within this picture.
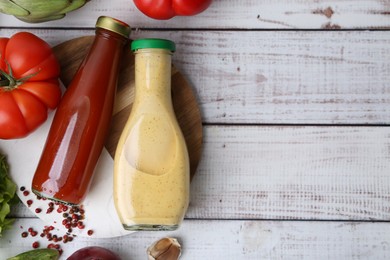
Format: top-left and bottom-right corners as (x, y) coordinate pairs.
(31, 16), (131, 205)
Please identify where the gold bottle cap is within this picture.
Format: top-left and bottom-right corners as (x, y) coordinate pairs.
(95, 16), (131, 38)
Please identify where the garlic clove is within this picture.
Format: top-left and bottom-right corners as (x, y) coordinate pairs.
(147, 237), (182, 260)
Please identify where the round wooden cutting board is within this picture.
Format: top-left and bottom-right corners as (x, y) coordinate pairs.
(52, 36), (202, 180)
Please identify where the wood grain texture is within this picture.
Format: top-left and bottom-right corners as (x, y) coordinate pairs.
(187, 126), (390, 221)
(10, 126), (390, 221)
(1, 1), (389, 257)
(1, 29), (387, 125)
(52, 36), (203, 179)
(0, 0), (389, 29)
(152, 30), (390, 125)
(1, 218), (390, 259)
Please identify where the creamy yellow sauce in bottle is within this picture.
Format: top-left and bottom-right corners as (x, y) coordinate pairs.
(114, 39), (190, 231)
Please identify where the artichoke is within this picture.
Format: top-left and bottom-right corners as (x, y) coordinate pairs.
(0, 0), (90, 23)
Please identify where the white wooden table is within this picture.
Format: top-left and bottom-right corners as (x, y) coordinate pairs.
(1, 1), (390, 259)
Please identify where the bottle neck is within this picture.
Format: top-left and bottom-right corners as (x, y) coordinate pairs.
(81, 28), (128, 74)
(134, 49), (172, 100)
(96, 27), (129, 42)
(90, 28), (127, 58)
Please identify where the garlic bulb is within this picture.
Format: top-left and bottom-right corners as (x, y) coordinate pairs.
(147, 237), (182, 260)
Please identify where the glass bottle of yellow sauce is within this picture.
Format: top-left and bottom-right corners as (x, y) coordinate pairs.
(114, 38), (190, 231)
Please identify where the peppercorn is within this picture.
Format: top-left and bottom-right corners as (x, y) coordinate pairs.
(32, 241), (39, 249)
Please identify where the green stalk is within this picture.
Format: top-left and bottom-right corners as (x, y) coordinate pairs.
(0, 62), (40, 90)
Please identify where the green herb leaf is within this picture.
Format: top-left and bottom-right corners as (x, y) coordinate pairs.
(0, 153), (17, 237)
(7, 248), (60, 260)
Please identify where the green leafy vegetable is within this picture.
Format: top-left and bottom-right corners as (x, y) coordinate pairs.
(7, 248), (60, 260)
(0, 153), (18, 237)
(0, 0), (90, 23)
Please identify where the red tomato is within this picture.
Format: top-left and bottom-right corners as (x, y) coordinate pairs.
(133, 0), (212, 20)
(0, 32), (61, 139)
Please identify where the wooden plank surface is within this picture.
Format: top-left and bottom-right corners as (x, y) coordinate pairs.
(0, 29), (389, 125)
(1, 219), (389, 259)
(187, 126), (390, 220)
(0, 0), (389, 29)
(8, 126), (390, 221)
(1, 1), (389, 258)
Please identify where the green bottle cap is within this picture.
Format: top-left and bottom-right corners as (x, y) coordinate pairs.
(131, 38), (176, 52)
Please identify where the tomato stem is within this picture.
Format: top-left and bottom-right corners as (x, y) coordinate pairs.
(0, 78), (9, 87)
(0, 69), (15, 89)
(0, 62), (16, 89)
(0, 62), (40, 90)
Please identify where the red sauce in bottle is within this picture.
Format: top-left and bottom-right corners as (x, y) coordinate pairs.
(32, 16), (130, 205)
